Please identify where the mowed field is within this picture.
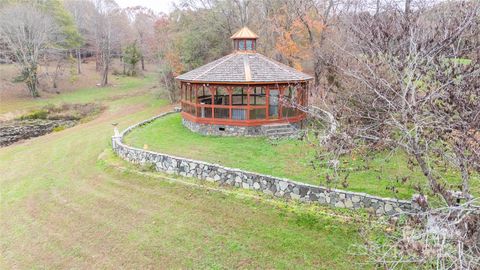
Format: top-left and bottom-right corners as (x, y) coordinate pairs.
(0, 64), (367, 269)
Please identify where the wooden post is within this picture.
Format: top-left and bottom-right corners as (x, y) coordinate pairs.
(194, 84), (198, 117)
(279, 85), (284, 119)
(266, 85), (269, 120)
(228, 86), (233, 120)
(247, 87), (251, 120)
(211, 86), (215, 119)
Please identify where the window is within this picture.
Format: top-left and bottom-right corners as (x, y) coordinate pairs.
(238, 40), (245, 50)
(232, 109), (247, 120)
(282, 106), (297, 118)
(192, 85), (197, 103)
(197, 106), (212, 118)
(285, 85), (298, 102)
(215, 87), (229, 105)
(246, 40), (253, 50)
(249, 86), (266, 105)
(250, 108), (266, 119)
(198, 86), (212, 104)
(232, 87), (244, 105)
(183, 103), (195, 115)
(182, 84), (187, 100)
(186, 85), (191, 102)
(214, 108), (229, 119)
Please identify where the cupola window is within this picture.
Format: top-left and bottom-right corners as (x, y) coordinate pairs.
(238, 40), (245, 50)
(231, 27), (258, 52)
(246, 40), (253, 50)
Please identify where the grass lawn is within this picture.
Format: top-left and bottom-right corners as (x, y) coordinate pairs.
(124, 114), (479, 200)
(0, 73), (369, 269)
(0, 75), (156, 116)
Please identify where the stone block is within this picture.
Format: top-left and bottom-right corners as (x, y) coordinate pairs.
(335, 201), (345, 208)
(345, 199), (354, 209)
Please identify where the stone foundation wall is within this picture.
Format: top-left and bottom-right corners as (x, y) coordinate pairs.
(182, 118), (303, 137)
(113, 112), (414, 215)
(182, 118), (262, 136)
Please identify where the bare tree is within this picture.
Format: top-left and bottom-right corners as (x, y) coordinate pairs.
(358, 201), (480, 269)
(93, 0), (120, 87)
(65, 0), (97, 75)
(324, 0), (480, 205)
(126, 6), (157, 71)
(0, 4), (60, 97)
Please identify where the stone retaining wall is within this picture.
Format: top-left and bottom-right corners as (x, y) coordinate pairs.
(0, 119), (77, 147)
(113, 111), (414, 215)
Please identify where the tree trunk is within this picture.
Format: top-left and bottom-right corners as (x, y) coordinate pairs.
(76, 48), (82, 74)
(460, 160), (470, 198)
(25, 64), (39, 98)
(457, 148), (470, 198)
(96, 50), (101, 72)
(412, 142), (454, 205)
(141, 56), (145, 71)
(52, 59), (62, 89)
(101, 59), (109, 86)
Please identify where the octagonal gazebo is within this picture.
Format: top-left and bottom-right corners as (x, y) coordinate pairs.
(176, 27), (313, 136)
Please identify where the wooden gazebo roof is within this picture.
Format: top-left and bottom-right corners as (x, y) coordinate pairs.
(176, 53), (313, 83)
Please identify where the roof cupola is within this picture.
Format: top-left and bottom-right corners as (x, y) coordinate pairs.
(231, 27), (258, 52)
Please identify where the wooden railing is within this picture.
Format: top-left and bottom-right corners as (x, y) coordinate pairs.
(181, 100), (305, 126)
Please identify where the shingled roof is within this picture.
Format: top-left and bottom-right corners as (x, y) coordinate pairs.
(176, 52), (313, 83)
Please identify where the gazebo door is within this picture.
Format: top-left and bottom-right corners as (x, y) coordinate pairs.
(268, 89), (279, 119)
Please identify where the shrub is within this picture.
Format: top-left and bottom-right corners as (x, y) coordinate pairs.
(18, 109), (48, 120)
(53, 125), (66, 132)
(139, 162), (156, 172)
(18, 103), (104, 121)
(112, 68), (123, 76)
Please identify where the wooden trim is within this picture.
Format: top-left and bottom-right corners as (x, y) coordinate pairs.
(182, 100), (266, 110)
(182, 111), (306, 127)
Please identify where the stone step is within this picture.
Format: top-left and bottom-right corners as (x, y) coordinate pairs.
(261, 123), (298, 138)
(267, 131), (297, 137)
(262, 124), (293, 130)
(265, 128), (295, 134)
(263, 126), (294, 131)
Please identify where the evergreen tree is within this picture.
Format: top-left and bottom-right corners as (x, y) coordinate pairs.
(123, 41), (142, 76)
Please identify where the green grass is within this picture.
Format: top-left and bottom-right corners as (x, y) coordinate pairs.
(0, 75), (155, 115)
(125, 114), (479, 200)
(0, 74), (368, 269)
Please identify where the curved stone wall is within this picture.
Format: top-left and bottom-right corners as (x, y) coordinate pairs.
(113, 111), (415, 215)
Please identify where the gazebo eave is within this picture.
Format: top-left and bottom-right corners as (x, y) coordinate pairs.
(176, 78), (313, 85)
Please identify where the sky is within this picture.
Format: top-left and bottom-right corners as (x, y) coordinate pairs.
(115, 0), (179, 14)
